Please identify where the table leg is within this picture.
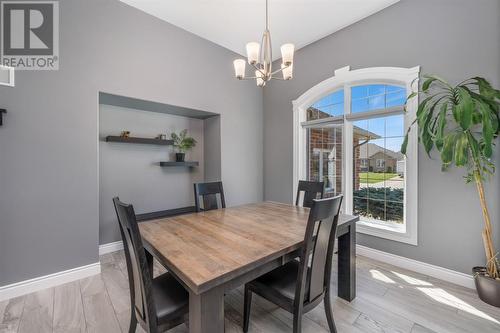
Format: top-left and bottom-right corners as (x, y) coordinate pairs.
(338, 223), (356, 301)
(189, 286), (225, 333)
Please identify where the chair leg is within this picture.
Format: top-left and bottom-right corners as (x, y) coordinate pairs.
(243, 285), (253, 333)
(128, 311), (137, 333)
(292, 312), (302, 333)
(324, 292), (337, 333)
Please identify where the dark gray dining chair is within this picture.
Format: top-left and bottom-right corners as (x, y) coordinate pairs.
(113, 197), (189, 333)
(243, 195), (343, 333)
(295, 180), (324, 208)
(193, 181), (226, 212)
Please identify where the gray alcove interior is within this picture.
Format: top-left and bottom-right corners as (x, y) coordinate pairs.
(98, 92), (221, 245)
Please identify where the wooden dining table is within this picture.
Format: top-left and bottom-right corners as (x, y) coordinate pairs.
(139, 201), (359, 333)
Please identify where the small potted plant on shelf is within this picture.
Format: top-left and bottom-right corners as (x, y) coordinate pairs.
(402, 75), (500, 307)
(171, 129), (197, 162)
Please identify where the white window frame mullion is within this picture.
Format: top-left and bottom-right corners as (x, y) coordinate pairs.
(345, 106), (404, 121)
(343, 83), (353, 215)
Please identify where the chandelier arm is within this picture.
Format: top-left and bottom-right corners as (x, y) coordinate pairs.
(238, 76), (260, 80)
(270, 63), (290, 76)
(270, 76), (289, 81)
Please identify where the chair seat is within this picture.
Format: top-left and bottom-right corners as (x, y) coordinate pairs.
(152, 273), (189, 323)
(248, 260), (309, 308)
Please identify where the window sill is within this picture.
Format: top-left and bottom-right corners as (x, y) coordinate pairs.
(356, 219), (417, 246)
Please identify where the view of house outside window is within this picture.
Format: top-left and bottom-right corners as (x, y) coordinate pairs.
(305, 85), (406, 226)
(353, 114), (405, 224)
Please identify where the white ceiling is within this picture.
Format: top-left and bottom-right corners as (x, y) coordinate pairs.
(120, 0), (400, 61)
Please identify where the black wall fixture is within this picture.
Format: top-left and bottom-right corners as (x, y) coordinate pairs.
(0, 109), (6, 126)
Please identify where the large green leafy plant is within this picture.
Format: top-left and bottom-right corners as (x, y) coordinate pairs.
(171, 129), (197, 153)
(402, 76), (500, 278)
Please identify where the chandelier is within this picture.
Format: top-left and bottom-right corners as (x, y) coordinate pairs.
(233, 0), (295, 87)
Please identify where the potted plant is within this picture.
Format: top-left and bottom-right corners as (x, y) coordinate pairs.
(402, 75), (500, 306)
(171, 129), (197, 162)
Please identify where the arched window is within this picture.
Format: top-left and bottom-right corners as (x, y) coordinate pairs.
(293, 66), (419, 245)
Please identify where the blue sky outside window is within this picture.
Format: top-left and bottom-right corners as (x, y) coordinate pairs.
(310, 90), (344, 118)
(352, 84), (406, 113)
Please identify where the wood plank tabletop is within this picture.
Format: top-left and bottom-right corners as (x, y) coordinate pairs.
(139, 201), (357, 294)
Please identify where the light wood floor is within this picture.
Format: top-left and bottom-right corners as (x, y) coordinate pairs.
(1, 250), (499, 333)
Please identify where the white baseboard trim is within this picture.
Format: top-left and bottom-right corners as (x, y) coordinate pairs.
(357, 245), (474, 289)
(99, 240), (124, 255)
(0, 262), (101, 301)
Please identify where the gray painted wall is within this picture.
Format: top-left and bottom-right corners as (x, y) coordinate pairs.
(204, 116), (222, 182)
(99, 104), (205, 245)
(0, 0), (263, 286)
(263, 0), (500, 274)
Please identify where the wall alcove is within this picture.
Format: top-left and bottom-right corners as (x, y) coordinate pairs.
(98, 92), (221, 245)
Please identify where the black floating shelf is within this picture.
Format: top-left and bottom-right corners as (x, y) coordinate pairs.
(105, 136), (173, 145)
(159, 161), (199, 167)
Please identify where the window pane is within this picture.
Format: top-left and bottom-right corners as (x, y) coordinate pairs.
(368, 84), (385, 96)
(307, 126), (343, 197)
(369, 95), (385, 110)
(353, 115), (405, 225)
(351, 84), (406, 113)
(307, 108), (318, 121)
(330, 90), (344, 104)
(385, 115), (405, 137)
(367, 117), (385, 138)
(352, 86), (368, 99)
(385, 137), (405, 157)
(386, 85), (404, 93)
(386, 90), (406, 108)
(351, 98), (369, 113)
(307, 90), (344, 120)
(317, 103), (343, 118)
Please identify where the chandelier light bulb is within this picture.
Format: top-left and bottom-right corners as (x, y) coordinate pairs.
(280, 43), (295, 66)
(246, 42), (260, 65)
(233, 59), (246, 79)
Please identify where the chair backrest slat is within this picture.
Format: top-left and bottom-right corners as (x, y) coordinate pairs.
(113, 197), (156, 328)
(194, 181), (226, 212)
(295, 195), (343, 305)
(295, 180), (324, 208)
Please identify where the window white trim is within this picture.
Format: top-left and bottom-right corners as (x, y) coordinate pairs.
(293, 66), (420, 245)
